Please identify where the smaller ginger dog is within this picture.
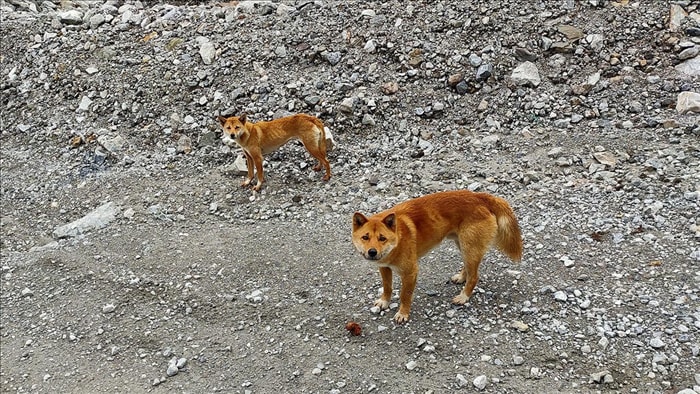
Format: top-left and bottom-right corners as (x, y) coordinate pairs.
(217, 113), (332, 191)
(352, 190), (523, 323)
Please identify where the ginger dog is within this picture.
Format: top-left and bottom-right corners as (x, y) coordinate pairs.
(352, 190), (522, 323)
(217, 113), (331, 191)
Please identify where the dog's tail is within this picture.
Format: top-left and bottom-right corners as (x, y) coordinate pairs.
(488, 195), (523, 262)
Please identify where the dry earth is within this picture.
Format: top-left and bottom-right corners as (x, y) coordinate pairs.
(1, 0), (699, 393)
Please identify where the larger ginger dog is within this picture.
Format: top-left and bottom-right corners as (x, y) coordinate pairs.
(352, 190), (523, 323)
(217, 113), (331, 191)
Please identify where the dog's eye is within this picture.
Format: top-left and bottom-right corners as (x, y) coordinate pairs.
(361, 235), (369, 241)
(379, 235), (386, 242)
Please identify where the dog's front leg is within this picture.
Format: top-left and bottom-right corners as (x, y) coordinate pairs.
(250, 150), (265, 191)
(394, 267), (417, 323)
(246, 147), (264, 191)
(374, 266), (392, 310)
(242, 151), (254, 187)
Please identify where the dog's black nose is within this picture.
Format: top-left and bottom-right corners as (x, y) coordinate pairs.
(367, 248), (378, 258)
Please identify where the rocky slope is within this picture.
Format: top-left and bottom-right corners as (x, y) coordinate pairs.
(1, 0), (699, 393)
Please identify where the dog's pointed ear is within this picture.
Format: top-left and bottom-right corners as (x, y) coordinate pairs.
(239, 113), (247, 124)
(382, 213), (396, 230)
(353, 212), (368, 230)
(217, 115), (227, 126)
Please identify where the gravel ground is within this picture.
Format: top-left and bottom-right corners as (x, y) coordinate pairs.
(1, 0), (699, 393)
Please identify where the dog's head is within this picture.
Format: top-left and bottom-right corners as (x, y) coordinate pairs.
(352, 212), (398, 261)
(217, 113), (248, 146)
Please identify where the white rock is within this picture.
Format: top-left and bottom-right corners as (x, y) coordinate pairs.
(649, 337), (666, 349)
(53, 202), (120, 239)
(166, 364), (179, 377)
(473, 375), (488, 390)
(679, 46), (700, 60)
(89, 14), (105, 29)
(337, 97), (354, 114)
(511, 61), (541, 87)
(593, 151), (617, 167)
(59, 10), (83, 25)
(587, 71), (601, 86)
(276, 3), (295, 15)
(560, 255), (575, 267)
(511, 320), (529, 332)
(553, 291), (568, 301)
(324, 127), (337, 151)
(456, 374), (469, 387)
(246, 289), (264, 302)
(653, 353), (669, 365)
(405, 360), (418, 370)
(590, 370), (613, 383)
(669, 4), (688, 32)
(78, 96), (93, 112)
(586, 34), (605, 52)
(676, 91), (700, 114)
(598, 336), (609, 349)
(676, 56), (700, 76)
(197, 37), (216, 65)
(97, 134), (127, 155)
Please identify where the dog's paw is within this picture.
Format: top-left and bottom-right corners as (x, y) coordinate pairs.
(374, 298), (390, 310)
(241, 179), (251, 187)
(452, 293), (470, 305)
(252, 184), (262, 192)
(450, 273), (466, 283)
(393, 311), (410, 323)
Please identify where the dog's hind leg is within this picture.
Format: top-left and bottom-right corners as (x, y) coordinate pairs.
(452, 219), (497, 305)
(301, 127), (331, 180)
(449, 236), (466, 283)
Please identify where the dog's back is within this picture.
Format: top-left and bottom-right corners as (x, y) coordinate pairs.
(390, 190), (522, 260)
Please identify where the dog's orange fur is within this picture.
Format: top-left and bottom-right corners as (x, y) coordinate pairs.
(352, 190), (522, 323)
(217, 113), (331, 191)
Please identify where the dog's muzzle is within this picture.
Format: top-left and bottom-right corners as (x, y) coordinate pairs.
(365, 248), (380, 260)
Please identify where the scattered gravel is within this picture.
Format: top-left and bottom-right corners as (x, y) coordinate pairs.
(1, 0), (698, 393)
